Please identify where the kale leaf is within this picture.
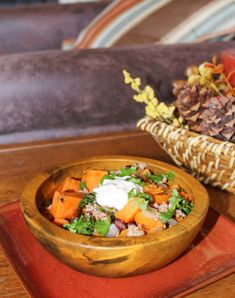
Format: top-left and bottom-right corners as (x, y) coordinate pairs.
(64, 215), (95, 235)
(95, 218), (110, 236)
(100, 165), (138, 185)
(118, 165), (137, 177)
(80, 180), (87, 190)
(79, 193), (96, 208)
(176, 198), (193, 215)
(159, 189), (193, 223)
(128, 188), (137, 199)
(100, 173), (116, 185)
(146, 171), (175, 184)
(128, 189), (153, 210)
(125, 176), (145, 186)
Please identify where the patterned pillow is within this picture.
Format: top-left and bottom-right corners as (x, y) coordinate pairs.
(63, 0), (235, 49)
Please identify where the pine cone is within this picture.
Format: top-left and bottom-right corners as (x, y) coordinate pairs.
(173, 80), (235, 143)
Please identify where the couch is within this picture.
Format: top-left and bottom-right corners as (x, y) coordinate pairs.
(0, 1), (109, 55)
(0, 2), (234, 144)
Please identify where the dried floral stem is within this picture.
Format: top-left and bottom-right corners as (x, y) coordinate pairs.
(187, 55), (235, 96)
(123, 70), (184, 127)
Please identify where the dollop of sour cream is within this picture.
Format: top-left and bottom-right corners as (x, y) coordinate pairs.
(93, 176), (143, 210)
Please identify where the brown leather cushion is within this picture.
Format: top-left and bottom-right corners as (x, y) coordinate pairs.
(0, 42), (234, 144)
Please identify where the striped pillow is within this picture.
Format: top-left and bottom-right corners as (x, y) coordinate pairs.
(63, 0), (235, 49)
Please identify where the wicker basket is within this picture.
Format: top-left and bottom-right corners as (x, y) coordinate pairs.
(137, 116), (235, 194)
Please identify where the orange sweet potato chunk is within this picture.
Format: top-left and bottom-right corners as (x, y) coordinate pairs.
(118, 229), (128, 237)
(115, 199), (141, 223)
(53, 218), (69, 227)
(48, 191), (83, 219)
(81, 169), (108, 192)
(60, 177), (81, 193)
(144, 183), (170, 203)
(152, 194), (171, 204)
(135, 210), (164, 232)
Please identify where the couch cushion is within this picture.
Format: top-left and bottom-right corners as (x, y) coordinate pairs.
(68, 0), (235, 49)
(0, 42), (235, 144)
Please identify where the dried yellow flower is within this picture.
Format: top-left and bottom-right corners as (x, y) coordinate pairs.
(198, 63), (213, 79)
(123, 70), (185, 127)
(186, 56), (235, 96)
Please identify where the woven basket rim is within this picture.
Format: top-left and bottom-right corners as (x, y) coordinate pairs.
(137, 116), (235, 148)
(137, 116), (235, 194)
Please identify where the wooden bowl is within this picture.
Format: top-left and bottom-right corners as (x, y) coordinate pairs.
(21, 155), (209, 278)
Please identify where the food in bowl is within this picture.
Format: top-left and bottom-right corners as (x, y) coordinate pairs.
(21, 156), (209, 277)
(43, 163), (193, 238)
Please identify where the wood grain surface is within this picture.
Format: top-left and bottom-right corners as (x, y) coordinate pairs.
(0, 130), (234, 297)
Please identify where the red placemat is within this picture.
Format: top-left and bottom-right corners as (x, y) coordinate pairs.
(0, 202), (234, 298)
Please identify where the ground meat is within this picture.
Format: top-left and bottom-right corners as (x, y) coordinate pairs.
(175, 209), (186, 221)
(158, 202), (169, 213)
(84, 203), (107, 220)
(153, 202), (159, 209)
(161, 176), (168, 184)
(137, 162), (147, 171)
(167, 218), (178, 227)
(127, 224), (145, 237)
(176, 209), (186, 218)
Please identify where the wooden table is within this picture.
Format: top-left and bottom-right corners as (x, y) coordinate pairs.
(0, 130), (234, 297)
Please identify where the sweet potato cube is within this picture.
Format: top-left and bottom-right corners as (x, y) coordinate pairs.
(48, 191), (82, 219)
(118, 229), (129, 237)
(115, 198), (141, 223)
(144, 183), (170, 203)
(135, 210), (164, 232)
(49, 191), (63, 218)
(53, 218), (69, 227)
(81, 169), (108, 192)
(153, 194), (171, 204)
(60, 177), (81, 193)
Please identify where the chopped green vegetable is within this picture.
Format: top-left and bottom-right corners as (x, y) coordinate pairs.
(128, 188), (137, 199)
(166, 171), (176, 181)
(137, 192), (153, 202)
(100, 173), (116, 185)
(118, 165), (137, 177)
(137, 192), (153, 210)
(171, 188), (179, 197)
(100, 166), (138, 184)
(146, 171), (175, 184)
(80, 180), (87, 190)
(171, 188), (193, 215)
(125, 176), (145, 186)
(95, 218), (110, 236)
(128, 189), (152, 203)
(64, 215), (95, 235)
(176, 198), (193, 215)
(137, 198), (149, 210)
(79, 193), (96, 208)
(159, 189), (193, 223)
(159, 189), (181, 223)
(159, 199), (178, 223)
